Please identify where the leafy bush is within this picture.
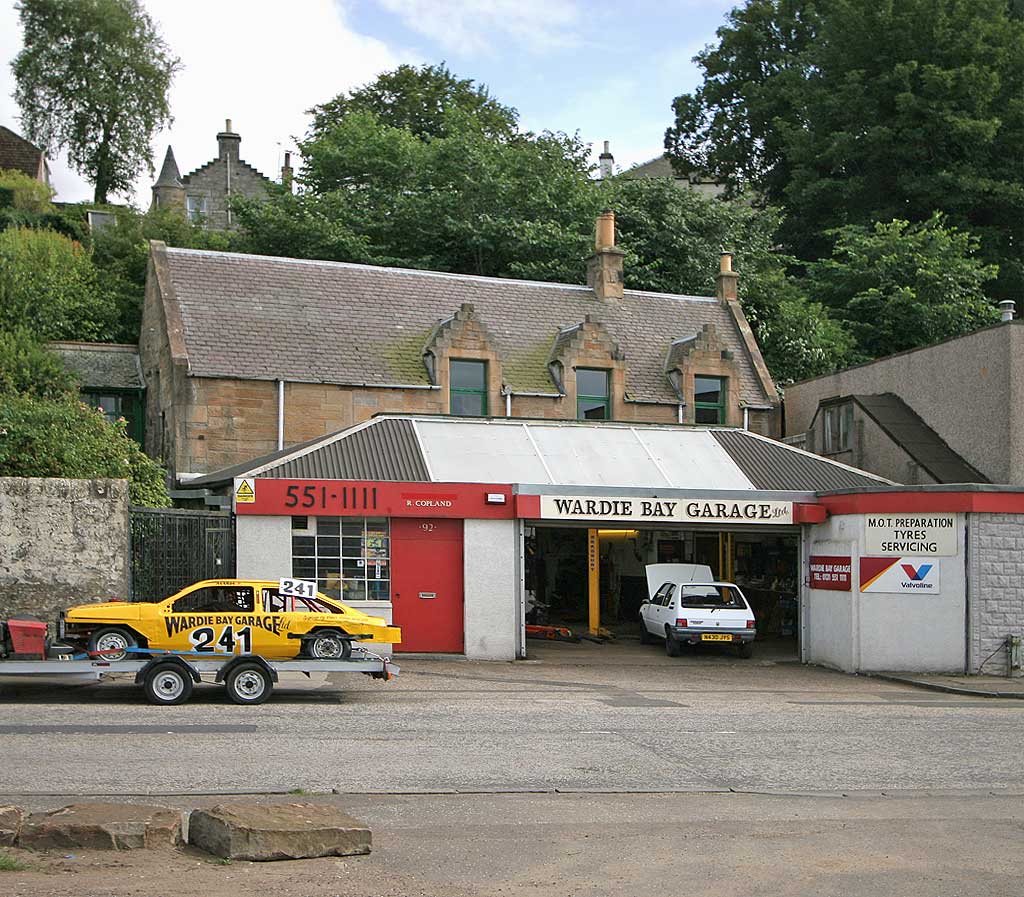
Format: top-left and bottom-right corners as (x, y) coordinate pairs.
(0, 327), (78, 400)
(0, 226), (116, 340)
(0, 167), (54, 212)
(0, 394), (170, 507)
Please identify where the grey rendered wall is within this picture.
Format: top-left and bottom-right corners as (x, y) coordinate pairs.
(464, 518), (517, 661)
(786, 323), (1016, 483)
(235, 515), (291, 580)
(809, 413), (938, 485)
(803, 512), (966, 673)
(0, 478), (129, 623)
(967, 513), (1024, 675)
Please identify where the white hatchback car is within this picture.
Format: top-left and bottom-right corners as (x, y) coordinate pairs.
(639, 563), (757, 658)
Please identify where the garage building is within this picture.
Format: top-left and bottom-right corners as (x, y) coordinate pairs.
(186, 415), (1024, 676)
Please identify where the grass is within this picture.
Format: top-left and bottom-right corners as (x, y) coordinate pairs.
(287, 788), (308, 795)
(0, 853), (27, 872)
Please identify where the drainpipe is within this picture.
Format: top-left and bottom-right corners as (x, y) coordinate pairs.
(677, 403), (685, 424)
(743, 407), (749, 431)
(505, 391), (512, 417)
(277, 380), (284, 450)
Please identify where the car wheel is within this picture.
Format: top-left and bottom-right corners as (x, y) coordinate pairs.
(225, 662), (272, 705)
(305, 630), (352, 660)
(639, 618), (653, 644)
(143, 662), (193, 706)
(88, 627), (138, 662)
(736, 642), (753, 659)
(664, 628), (681, 657)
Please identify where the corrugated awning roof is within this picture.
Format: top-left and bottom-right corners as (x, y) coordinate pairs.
(187, 416), (891, 494)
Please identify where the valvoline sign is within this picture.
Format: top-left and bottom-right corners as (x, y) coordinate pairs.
(860, 557), (941, 595)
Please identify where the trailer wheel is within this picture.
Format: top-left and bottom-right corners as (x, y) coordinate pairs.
(225, 662), (272, 705)
(143, 662), (193, 705)
(88, 627), (138, 662)
(305, 630), (352, 660)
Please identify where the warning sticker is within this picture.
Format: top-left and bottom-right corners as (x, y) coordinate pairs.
(235, 479), (255, 504)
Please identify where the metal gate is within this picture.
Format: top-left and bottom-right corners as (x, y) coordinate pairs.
(129, 508), (235, 601)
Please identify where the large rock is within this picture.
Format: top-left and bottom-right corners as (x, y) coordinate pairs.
(19, 803), (182, 850)
(188, 803), (371, 861)
(0, 805), (23, 846)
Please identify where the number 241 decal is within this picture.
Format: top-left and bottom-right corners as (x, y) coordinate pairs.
(189, 625), (253, 654)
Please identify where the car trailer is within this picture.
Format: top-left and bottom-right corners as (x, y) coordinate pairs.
(0, 646), (398, 706)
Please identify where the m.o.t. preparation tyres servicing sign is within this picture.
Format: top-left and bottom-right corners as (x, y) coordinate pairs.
(865, 515), (957, 556)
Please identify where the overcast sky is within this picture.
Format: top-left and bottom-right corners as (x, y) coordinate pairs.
(0, 0), (734, 205)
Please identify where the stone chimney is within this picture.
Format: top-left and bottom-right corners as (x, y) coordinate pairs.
(716, 251), (739, 302)
(599, 140), (614, 179)
(151, 145), (184, 211)
(999, 299), (1016, 322)
(217, 118), (241, 161)
(586, 210), (625, 302)
(281, 151), (294, 190)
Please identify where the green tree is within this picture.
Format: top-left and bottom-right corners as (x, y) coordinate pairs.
(0, 168), (54, 212)
(0, 227), (116, 340)
(804, 214), (998, 360)
(0, 327), (78, 400)
(12, 0), (181, 204)
(307, 63), (518, 144)
(665, 0), (1024, 297)
(0, 393), (170, 506)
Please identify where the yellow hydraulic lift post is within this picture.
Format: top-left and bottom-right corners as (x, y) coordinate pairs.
(588, 528), (600, 635)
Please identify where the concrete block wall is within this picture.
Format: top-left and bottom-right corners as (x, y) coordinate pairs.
(967, 513), (1024, 675)
(0, 478), (130, 624)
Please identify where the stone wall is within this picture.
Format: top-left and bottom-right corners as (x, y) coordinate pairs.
(0, 478), (129, 624)
(967, 513), (1024, 676)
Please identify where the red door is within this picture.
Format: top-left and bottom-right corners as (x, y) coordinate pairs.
(390, 518), (464, 653)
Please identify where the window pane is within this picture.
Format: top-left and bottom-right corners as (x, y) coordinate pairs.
(578, 398), (608, 420)
(450, 360), (486, 390)
(316, 536), (340, 556)
(451, 391), (486, 416)
(342, 519), (363, 537)
(292, 535), (315, 555)
(577, 369), (609, 398)
(694, 377), (723, 405)
(368, 580), (391, 601)
(695, 405), (721, 424)
(318, 518), (340, 536)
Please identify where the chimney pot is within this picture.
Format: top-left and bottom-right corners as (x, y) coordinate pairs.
(999, 299), (1016, 322)
(716, 251), (739, 302)
(598, 141), (614, 179)
(226, 118), (232, 132)
(595, 210), (616, 250)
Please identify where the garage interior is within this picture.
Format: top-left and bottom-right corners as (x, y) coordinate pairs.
(525, 523), (800, 655)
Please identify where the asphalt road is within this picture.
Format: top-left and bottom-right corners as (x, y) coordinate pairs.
(1, 639), (1022, 796)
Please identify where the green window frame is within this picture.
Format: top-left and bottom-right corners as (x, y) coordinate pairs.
(450, 359), (488, 417)
(576, 368), (611, 420)
(694, 376), (727, 424)
(81, 389), (145, 444)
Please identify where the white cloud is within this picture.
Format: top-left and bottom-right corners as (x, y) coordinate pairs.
(0, 0), (406, 204)
(375, 0), (581, 55)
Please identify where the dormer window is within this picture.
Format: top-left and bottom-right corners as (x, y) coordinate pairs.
(823, 402), (854, 453)
(186, 195), (207, 223)
(694, 376), (727, 424)
(450, 360), (488, 416)
(577, 368), (610, 420)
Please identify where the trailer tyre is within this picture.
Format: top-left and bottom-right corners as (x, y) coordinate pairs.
(225, 661), (272, 705)
(143, 662), (193, 705)
(306, 630), (352, 660)
(88, 627), (138, 662)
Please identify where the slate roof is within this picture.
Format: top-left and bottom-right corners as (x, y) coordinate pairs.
(186, 415), (890, 493)
(154, 146), (182, 187)
(160, 247), (773, 406)
(852, 394), (987, 484)
(49, 342), (144, 390)
(0, 125), (46, 181)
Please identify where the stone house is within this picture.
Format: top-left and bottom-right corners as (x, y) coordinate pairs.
(141, 211), (781, 481)
(784, 308), (1024, 484)
(598, 141), (725, 198)
(0, 124), (49, 184)
(151, 119), (289, 229)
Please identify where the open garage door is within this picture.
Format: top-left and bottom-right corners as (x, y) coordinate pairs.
(524, 523), (799, 658)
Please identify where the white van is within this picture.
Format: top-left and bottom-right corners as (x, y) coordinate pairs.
(639, 563), (757, 658)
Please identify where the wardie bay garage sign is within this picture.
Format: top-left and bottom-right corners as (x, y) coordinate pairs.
(540, 496), (793, 525)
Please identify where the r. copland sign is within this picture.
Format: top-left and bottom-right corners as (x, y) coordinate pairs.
(539, 495), (793, 525)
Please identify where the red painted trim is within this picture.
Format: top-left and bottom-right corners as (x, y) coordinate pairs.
(794, 503), (827, 524)
(515, 494), (542, 519)
(821, 491), (1024, 516)
(235, 479), (514, 519)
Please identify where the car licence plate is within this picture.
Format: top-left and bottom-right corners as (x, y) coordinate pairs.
(701, 633), (733, 642)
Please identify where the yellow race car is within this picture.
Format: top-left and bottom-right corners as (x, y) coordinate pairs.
(61, 579), (401, 662)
